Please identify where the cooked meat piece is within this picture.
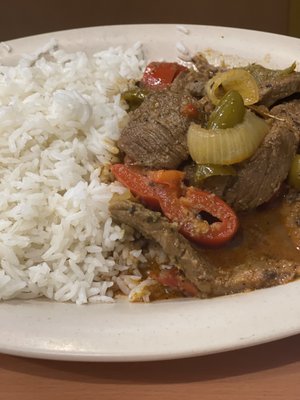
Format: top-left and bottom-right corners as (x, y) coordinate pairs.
(200, 175), (233, 198)
(171, 53), (218, 98)
(271, 99), (300, 141)
(258, 72), (300, 107)
(170, 70), (209, 98)
(110, 199), (300, 297)
(192, 53), (219, 76)
(118, 56), (219, 170)
(281, 190), (300, 249)
(197, 95), (215, 114)
(118, 58), (218, 170)
(213, 258), (299, 296)
(224, 115), (298, 210)
(110, 199), (216, 296)
(201, 107), (299, 211)
(118, 90), (199, 169)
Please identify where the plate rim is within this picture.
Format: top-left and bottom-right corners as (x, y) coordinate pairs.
(0, 24), (299, 362)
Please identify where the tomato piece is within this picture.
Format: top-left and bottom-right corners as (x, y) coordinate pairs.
(147, 170), (185, 191)
(141, 62), (187, 90)
(153, 267), (199, 297)
(110, 164), (160, 209)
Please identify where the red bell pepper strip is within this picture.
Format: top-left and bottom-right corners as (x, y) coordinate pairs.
(141, 62), (187, 90)
(110, 164), (160, 209)
(152, 267), (199, 297)
(160, 187), (239, 246)
(147, 170), (185, 192)
(111, 164), (239, 246)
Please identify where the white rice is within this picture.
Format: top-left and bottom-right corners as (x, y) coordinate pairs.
(0, 40), (155, 304)
(176, 25), (190, 35)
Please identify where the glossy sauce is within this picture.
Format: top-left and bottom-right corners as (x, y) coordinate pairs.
(202, 198), (300, 269)
(141, 197), (300, 301)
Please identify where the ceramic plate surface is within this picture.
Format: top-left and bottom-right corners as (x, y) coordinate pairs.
(0, 25), (300, 361)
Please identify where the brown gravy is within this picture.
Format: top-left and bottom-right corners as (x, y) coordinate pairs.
(202, 198), (300, 269)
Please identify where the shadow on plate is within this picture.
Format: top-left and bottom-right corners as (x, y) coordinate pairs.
(1, 334), (300, 384)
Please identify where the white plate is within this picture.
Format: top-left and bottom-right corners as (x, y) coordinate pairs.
(0, 25), (300, 361)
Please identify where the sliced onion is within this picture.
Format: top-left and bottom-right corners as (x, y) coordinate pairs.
(187, 111), (269, 165)
(205, 69), (259, 106)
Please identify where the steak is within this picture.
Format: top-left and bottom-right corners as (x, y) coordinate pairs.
(244, 63), (300, 107)
(109, 199), (299, 297)
(118, 90), (198, 169)
(110, 199), (215, 296)
(281, 190), (300, 250)
(201, 107), (299, 211)
(170, 70), (209, 98)
(171, 53), (218, 98)
(258, 72), (300, 107)
(224, 116), (298, 210)
(271, 99), (300, 140)
(118, 54), (218, 169)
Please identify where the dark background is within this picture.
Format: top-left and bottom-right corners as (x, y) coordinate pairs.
(0, 0), (297, 42)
